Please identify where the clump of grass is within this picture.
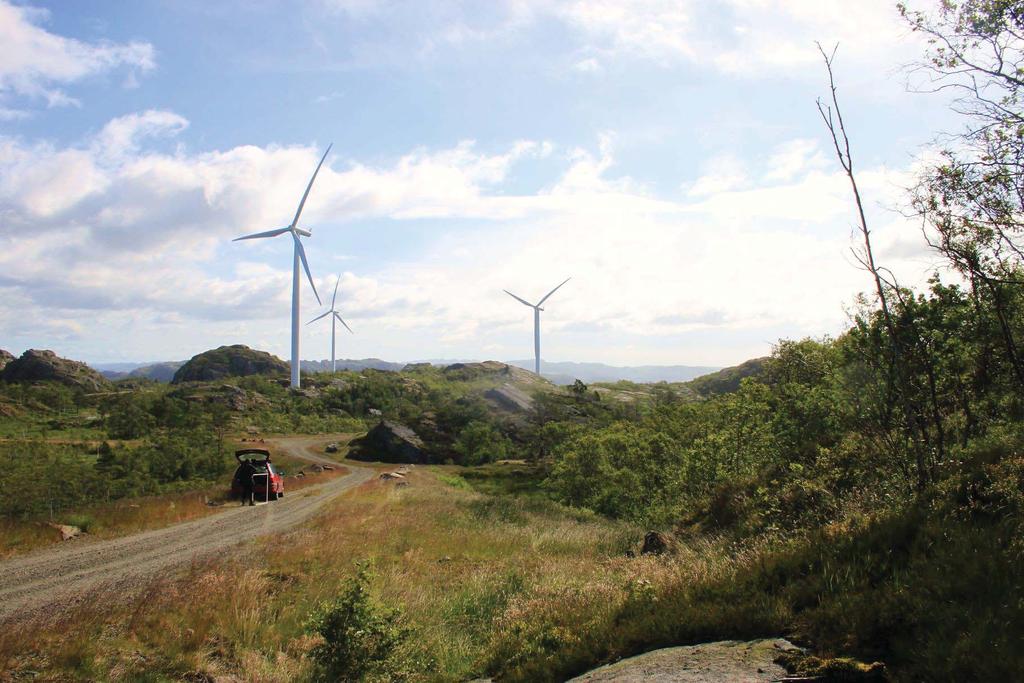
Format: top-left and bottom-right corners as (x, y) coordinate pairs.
(436, 473), (471, 490)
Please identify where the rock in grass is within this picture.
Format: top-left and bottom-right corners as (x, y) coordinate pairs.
(348, 420), (428, 464)
(48, 523), (82, 541)
(569, 638), (802, 682)
(641, 530), (672, 555)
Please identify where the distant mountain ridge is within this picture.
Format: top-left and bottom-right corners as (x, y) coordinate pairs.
(507, 360), (720, 385)
(89, 356), (722, 385)
(300, 358), (406, 373)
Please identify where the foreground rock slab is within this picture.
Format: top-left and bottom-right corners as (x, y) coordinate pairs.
(567, 638), (801, 683)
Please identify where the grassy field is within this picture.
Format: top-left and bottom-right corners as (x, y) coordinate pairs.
(0, 463), (657, 680)
(5, 459), (999, 681)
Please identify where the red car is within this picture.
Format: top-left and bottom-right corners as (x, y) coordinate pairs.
(232, 449), (284, 502)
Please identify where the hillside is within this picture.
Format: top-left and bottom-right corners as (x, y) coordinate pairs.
(171, 345), (289, 384)
(1, 349), (111, 392)
(686, 356), (768, 397)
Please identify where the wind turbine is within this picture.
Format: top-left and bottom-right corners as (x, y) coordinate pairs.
(504, 277), (571, 375)
(234, 144), (332, 389)
(308, 274), (353, 373)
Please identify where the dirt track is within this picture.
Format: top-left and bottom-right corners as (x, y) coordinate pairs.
(0, 435), (373, 623)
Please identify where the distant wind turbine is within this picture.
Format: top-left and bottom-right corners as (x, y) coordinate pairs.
(504, 277), (571, 375)
(234, 144), (332, 389)
(308, 274), (353, 373)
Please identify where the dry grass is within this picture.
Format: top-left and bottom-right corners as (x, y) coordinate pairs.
(0, 467), (746, 682)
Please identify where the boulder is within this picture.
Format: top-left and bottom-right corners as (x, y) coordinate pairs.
(567, 638), (802, 682)
(2, 349), (111, 391)
(48, 522), (82, 541)
(641, 530), (672, 556)
(171, 345), (289, 384)
(349, 420), (428, 464)
(325, 443), (339, 453)
(0, 349), (14, 372)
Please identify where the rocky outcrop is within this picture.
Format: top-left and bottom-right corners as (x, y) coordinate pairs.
(568, 638), (803, 682)
(1, 349), (111, 391)
(348, 420), (428, 464)
(171, 345), (289, 384)
(168, 383), (268, 411)
(484, 383), (534, 413)
(0, 349), (14, 372)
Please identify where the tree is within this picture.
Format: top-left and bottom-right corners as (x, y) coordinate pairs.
(817, 45), (935, 489)
(452, 420), (512, 466)
(902, 1), (1024, 391)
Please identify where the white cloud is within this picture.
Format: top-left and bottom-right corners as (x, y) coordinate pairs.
(0, 1), (155, 111)
(95, 110), (189, 157)
(686, 154), (748, 197)
(0, 107), (940, 365)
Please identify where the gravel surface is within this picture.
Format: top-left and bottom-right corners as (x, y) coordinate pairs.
(0, 435), (372, 623)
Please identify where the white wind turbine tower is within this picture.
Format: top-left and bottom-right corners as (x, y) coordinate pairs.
(308, 274), (353, 373)
(234, 144), (332, 389)
(504, 277), (571, 376)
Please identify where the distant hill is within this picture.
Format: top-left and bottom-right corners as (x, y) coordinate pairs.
(301, 358), (406, 373)
(89, 355), (726, 386)
(507, 360), (720, 385)
(687, 357), (769, 397)
(2, 349), (111, 391)
(130, 361), (184, 383)
(96, 361), (184, 382)
(172, 345), (289, 384)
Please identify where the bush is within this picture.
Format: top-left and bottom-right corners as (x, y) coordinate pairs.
(306, 563), (408, 682)
(453, 420), (512, 466)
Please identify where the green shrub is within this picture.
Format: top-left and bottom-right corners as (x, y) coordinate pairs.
(306, 563), (408, 682)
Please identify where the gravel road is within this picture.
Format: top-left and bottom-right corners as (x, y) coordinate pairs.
(0, 435), (372, 623)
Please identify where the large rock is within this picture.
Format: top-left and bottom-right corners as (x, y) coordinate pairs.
(349, 420), (428, 464)
(0, 349), (14, 372)
(568, 638), (802, 682)
(172, 345), (289, 384)
(1, 349), (111, 391)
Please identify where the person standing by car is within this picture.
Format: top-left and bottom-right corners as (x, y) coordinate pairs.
(239, 459), (257, 506)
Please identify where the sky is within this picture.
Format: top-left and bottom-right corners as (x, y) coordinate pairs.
(0, 0), (960, 367)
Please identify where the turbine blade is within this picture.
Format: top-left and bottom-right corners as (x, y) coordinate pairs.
(334, 311), (354, 334)
(232, 226), (291, 241)
(293, 232), (321, 305)
(537, 276), (571, 306)
(307, 310), (331, 325)
(503, 289), (535, 308)
(331, 273), (341, 310)
(291, 143), (332, 228)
